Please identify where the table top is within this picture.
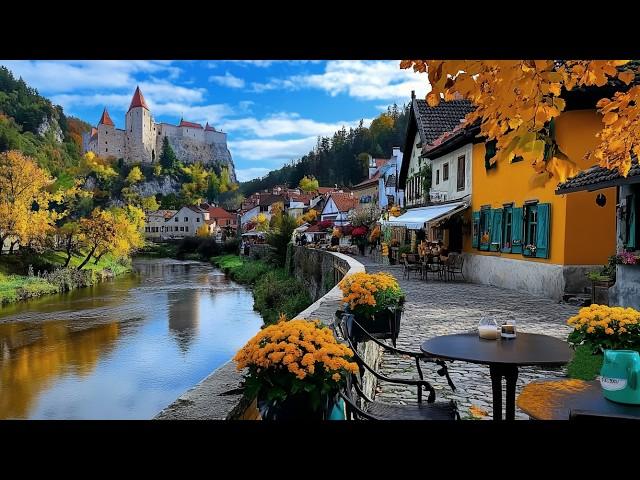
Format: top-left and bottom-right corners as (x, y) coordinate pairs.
(517, 379), (640, 420)
(420, 332), (573, 367)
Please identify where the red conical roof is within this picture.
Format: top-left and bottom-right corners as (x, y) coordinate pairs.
(128, 86), (149, 111)
(98, 107), (115, 126)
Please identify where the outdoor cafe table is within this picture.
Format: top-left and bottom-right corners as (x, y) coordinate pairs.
(420, 333), (573, 420)
(517, 379), (640, 420)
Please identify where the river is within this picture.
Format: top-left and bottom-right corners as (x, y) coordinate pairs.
(0, 258), (263, 419)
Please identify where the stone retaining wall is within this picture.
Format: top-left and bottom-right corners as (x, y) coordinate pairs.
(155, 248), (377, 420)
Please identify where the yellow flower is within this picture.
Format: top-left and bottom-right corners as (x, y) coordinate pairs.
(586, 326), (595, 334)
(332, 373), (341, 382)
(605, 327), (614, 335)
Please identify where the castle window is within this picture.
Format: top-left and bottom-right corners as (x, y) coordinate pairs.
(184, 217), (188, 222)
(175, 217), (178, 222)
(196, 218), (200, 222)
(105, 148), (108, 152)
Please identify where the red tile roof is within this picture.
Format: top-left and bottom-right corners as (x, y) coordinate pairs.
(353, 172), (380, 189)
(98, 108), (115, 126)
(179, 119), (203, 129)
(128, 86), (149, 111)
(208, 207), (236, 220)
(328, 193), (358, 213)
(374, 158), (388, 168)
(317, 187), (338, 194)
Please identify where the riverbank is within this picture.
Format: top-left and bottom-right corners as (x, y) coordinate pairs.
(0, 252), (132, 305)
(212, 254), (311, 325)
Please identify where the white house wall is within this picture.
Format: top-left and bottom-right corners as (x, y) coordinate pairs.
(428, 143), (472, 202)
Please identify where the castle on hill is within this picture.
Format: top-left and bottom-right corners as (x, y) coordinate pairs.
(82, 86), (236, 181)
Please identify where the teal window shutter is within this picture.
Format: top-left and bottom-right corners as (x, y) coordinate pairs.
(490, 208), (503, 251)
(626, 194), (637, 250)
(472, 211), (480, 248)
(501, 206), (513, 253)
(536, 203), (551, 258)
(479, 208), (491, 251)
(511, 206), (523, 254)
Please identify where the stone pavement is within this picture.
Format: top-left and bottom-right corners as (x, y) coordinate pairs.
(350, 254), (578, 420)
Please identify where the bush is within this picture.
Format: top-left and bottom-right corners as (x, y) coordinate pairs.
(253, 269), (312, 324)
(176, 236), (221, 259)
(266, 214), (297, 267)
(223, 237), (240, 254)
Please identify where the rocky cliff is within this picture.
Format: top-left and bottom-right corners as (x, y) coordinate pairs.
(165, 136), (237, 183)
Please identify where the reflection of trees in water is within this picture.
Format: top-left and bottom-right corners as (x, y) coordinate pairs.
(0, 321), (121, 419)
(168, 290), (199, 354)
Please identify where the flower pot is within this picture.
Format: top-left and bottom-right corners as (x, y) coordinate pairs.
(257, 392), (338, 420)
(351, 306), (402, 347)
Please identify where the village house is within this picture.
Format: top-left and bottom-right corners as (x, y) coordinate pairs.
(390, 95), (475, 249)
(320, 192), (359, 226)
(556, 160), (640, 309)
(458, 94), (616, 300)
(163, 206), (213, 239)
(144, 209), (177, 240)
(207, 206), (238, 238)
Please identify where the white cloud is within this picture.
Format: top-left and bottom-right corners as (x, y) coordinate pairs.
(208, 72), (245, 89)
(151, 102), (233, 125)
(139, 80), (205, 103)
(220, 112), (371, 139)
(248, 60), (430, 101)
(0, 60), (182, 93)
(228, 136), (318, 161)
(235, 167), (272, 182)
(233, 60), (274, 68)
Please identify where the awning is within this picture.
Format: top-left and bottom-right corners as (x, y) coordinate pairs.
(381, 202), (467, 229)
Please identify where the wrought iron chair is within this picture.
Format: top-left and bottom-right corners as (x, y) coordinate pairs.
(446, 253), (465, 282)
(333, 314), (459, 420)
(402, 253), (422, 280)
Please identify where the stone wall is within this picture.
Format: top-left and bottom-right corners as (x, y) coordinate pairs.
(463, 253), (597, 301)
(609, 265), (640, 310)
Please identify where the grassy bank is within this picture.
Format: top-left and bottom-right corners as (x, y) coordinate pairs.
(212, 254), (312, 325)
(0, 251), (132, 305)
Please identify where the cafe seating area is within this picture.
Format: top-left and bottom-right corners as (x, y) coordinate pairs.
(338, 256), (640, 422)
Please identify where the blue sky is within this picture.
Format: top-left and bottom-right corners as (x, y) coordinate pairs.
(0, 60), (430, 182)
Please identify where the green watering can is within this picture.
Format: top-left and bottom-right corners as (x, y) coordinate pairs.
(600, 350), (640, 405)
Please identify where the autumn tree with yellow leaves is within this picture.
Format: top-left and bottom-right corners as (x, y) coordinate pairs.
(299, 175), (319, 193)
(0, 150), (60, 254)
(400, 60), (639, 178)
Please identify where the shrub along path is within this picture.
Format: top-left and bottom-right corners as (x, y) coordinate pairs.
(351, 254), (577, 420)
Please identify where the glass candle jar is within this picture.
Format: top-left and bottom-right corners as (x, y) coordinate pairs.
(478, 317), (499, 340)
(501, 319), (517, 339)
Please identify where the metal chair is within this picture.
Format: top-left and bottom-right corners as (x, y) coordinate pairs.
(402, 253), (422, 279)
(446, 253), (465, 282)
(333, 313), (459, 420)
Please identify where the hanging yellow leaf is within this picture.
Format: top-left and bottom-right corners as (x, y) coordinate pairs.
(469, 405), (489, 418)
(426, 91), (440, 107)
(619, 70), (635, 85)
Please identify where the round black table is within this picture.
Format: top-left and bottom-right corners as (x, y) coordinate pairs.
(517, 379), (640, 420)
(420, 333), (574, 420)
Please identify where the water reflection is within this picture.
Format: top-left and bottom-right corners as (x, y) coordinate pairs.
(0, 258), (263, 419)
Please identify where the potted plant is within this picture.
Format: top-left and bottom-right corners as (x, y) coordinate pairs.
(338, 272), (405, 345)
(233, 316), (358, 420)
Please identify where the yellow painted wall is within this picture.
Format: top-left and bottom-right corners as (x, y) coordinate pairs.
(465, 109), (616, 266)
(554, 110), (617, 264)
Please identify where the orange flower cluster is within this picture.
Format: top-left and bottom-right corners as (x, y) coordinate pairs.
(338, 271), (401, 311)
(233, 319), (358, 381)
(567, 304), (640, 350)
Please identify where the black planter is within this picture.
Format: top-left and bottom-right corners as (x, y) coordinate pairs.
(339, 305), (402, 347)
(257, 392), (338, 420)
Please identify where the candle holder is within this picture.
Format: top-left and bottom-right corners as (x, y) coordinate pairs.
(501, 318), (517, 339)
(478, 317), (499, 340)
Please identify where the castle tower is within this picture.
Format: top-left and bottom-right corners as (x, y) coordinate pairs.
(94, 108), (123, 158)
(125, 86), (156, 163)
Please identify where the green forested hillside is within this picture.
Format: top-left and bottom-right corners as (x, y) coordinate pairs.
(0, 66), (89, 177)
(240, 104), (409, 195)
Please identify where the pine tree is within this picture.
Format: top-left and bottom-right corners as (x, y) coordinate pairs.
(159, 137), (177, 171)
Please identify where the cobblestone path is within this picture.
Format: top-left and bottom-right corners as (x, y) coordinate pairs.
(351, 254), (577, 420)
